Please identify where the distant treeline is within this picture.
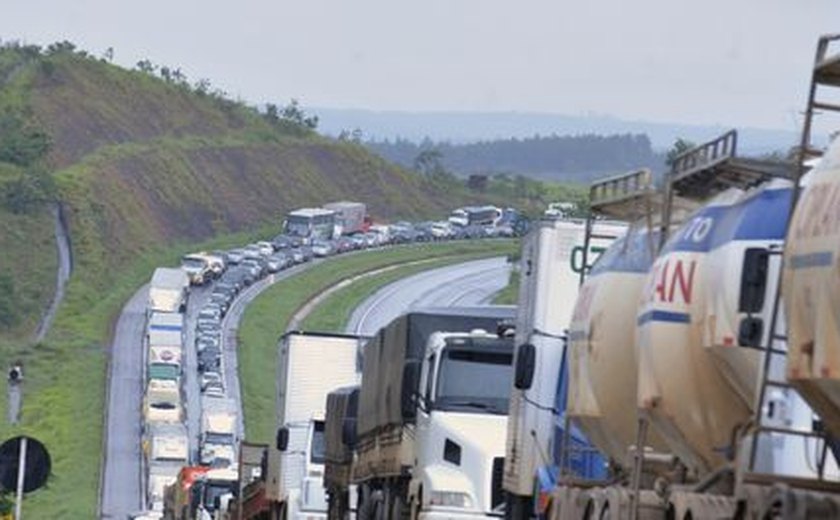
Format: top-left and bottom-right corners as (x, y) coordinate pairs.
(366, 133), (666, 182)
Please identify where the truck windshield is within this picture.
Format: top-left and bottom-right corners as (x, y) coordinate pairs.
(285, 215), (312, 236)
(434, 338), (513, 415)
(203, 481), (235, 511)
(204, 432), (234, 445)
(310, 420), (326, 464)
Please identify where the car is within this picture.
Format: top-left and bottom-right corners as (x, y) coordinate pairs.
(266, 253), (291, 272)
(228, 265), (257, 286)
(196, 319), (221, 335)
(198, 305), (221, 321)
(334, 237), (354, 253)
(272, 234), (294, 250)
(311, 240), (334, 257)
(289, 248), (305, 264)
(198, 350), (221, 372)
(225, 249), (245, 265)
(299, 246), (314, 262)
(242, 258), (267, 278)
(254, 241), (275, 256)
(349, 235), (367, 249)
(201, 371), (223, 391)
(203, 384), (225, 398)
(209, 293), (231, 314)
(196, 335), (220, 353)
(242, 245), (263, 261)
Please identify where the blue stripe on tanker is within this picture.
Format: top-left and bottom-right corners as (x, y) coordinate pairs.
(789, 251), (834, 270)
(637, 310), (692, 326)
(149, 324), (183, 331)
(661, 187), (792, 254)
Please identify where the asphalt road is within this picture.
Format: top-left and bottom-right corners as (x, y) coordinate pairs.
(100, 285), (148, 518)
(100, 247), (511, 519)
(346, 256), (511, 335)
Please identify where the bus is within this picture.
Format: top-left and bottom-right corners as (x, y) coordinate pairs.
(283, 208), (337, 240)
(448, 205), (502, 227)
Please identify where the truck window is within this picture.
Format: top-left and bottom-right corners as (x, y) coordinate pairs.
(425, 354), (437, 403)
(310, 420), (326, 464)
(434, 338), (514, 415)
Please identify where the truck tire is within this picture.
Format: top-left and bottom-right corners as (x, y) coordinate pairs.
(357, 485), (383, 520)
(506, 494), (533, 519)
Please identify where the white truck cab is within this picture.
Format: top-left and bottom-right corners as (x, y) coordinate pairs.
(410, 330), (514, 518)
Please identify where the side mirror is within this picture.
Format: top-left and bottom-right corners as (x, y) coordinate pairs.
(401, 360), (421, 420)
(514, 343), (536, 390)
(276, 426), (289, 451)
(739, 317), (763, 348)
(341, 418), (357, 447)
(739, 248), (769, 313)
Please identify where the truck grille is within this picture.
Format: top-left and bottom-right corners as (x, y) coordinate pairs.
(491, 457), (504, 509)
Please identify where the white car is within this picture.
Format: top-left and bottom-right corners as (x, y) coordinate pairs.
(254, 241), (275, 257)
(201, 371), (223, 391)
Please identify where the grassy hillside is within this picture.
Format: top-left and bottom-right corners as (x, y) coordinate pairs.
(0, 42), (500, 516)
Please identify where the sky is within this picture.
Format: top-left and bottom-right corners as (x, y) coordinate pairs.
(1, 0), (839, 133)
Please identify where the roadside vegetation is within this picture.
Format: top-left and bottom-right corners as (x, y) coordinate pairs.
(0, 38), (578, 517)
(238, 240), (517, 444)
(493, 269), (520, 305)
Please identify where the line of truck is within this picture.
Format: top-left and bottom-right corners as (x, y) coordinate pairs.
(208, 33), (840, 520)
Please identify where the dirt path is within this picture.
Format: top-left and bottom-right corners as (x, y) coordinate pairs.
(34, 203), (73, 343)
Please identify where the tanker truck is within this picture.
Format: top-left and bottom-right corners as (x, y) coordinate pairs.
(504, 202), (629, 517)
(546, 127), (831, 519)
(324, 307), (516, 519)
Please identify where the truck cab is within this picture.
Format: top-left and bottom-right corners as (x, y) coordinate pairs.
(410, 330), (514, 518)
(200, 400), (238, 467)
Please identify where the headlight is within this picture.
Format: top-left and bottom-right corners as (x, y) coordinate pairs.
(429, 491), (473, 509)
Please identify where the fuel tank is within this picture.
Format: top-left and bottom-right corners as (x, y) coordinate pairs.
(567, 223), (668, 465)
(785, 137), (840, 436)
(636, 179), (793, 476)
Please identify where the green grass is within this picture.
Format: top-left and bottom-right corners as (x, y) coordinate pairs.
(301, 254), (501, 332)
(238, 240), (517, 444)
(493, 268), (520, 305)
(0, 222), (280, 518)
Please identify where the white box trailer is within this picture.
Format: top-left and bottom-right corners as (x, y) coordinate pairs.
(503, 217), (626, 512)
(148, 268), (189, 314)
(324, 201), (367, 235)
(266, 332), (364, 519)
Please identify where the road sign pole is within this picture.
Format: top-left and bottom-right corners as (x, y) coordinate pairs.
(14, 436), (26, 520)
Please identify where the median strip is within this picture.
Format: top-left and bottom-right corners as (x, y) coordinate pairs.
(237, 240), (516, 443)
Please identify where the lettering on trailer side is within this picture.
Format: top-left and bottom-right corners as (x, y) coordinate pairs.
(570, 245), (607, 274)
(644, 258), (697, 306)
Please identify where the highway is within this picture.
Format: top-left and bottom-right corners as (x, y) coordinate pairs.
(100, 285), (148, 518)
(100, 251), (510, 519)
(347, 256), (511, 335)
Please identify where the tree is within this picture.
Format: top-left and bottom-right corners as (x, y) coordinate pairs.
(413, 149), (444, 177)
(136, 59), (156, 74)
(279, 99), (319, 130)
(102, 47), (114, 62)
(0, 109), (51, 167)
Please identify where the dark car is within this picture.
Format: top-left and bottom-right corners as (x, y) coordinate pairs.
(271, 234), (294, 250)
(198, 349), (221, 372)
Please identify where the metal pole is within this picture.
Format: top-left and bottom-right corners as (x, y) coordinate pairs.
(15, 437), (27, 520)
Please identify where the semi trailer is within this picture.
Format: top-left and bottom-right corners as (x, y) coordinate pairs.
(323, 307), (517, 519)
(503, 207), (628, 517)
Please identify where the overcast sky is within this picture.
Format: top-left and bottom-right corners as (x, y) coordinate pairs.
(2, 0), (838, 132)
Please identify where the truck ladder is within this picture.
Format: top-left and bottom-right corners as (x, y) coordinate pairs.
(659, 129), (796, 249)
(578, 168), (659, 286)
(744, 33), (840, 490)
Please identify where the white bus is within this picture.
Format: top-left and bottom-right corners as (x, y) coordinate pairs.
(283, 208), (337, 240)
(448, 205), (502, 227)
